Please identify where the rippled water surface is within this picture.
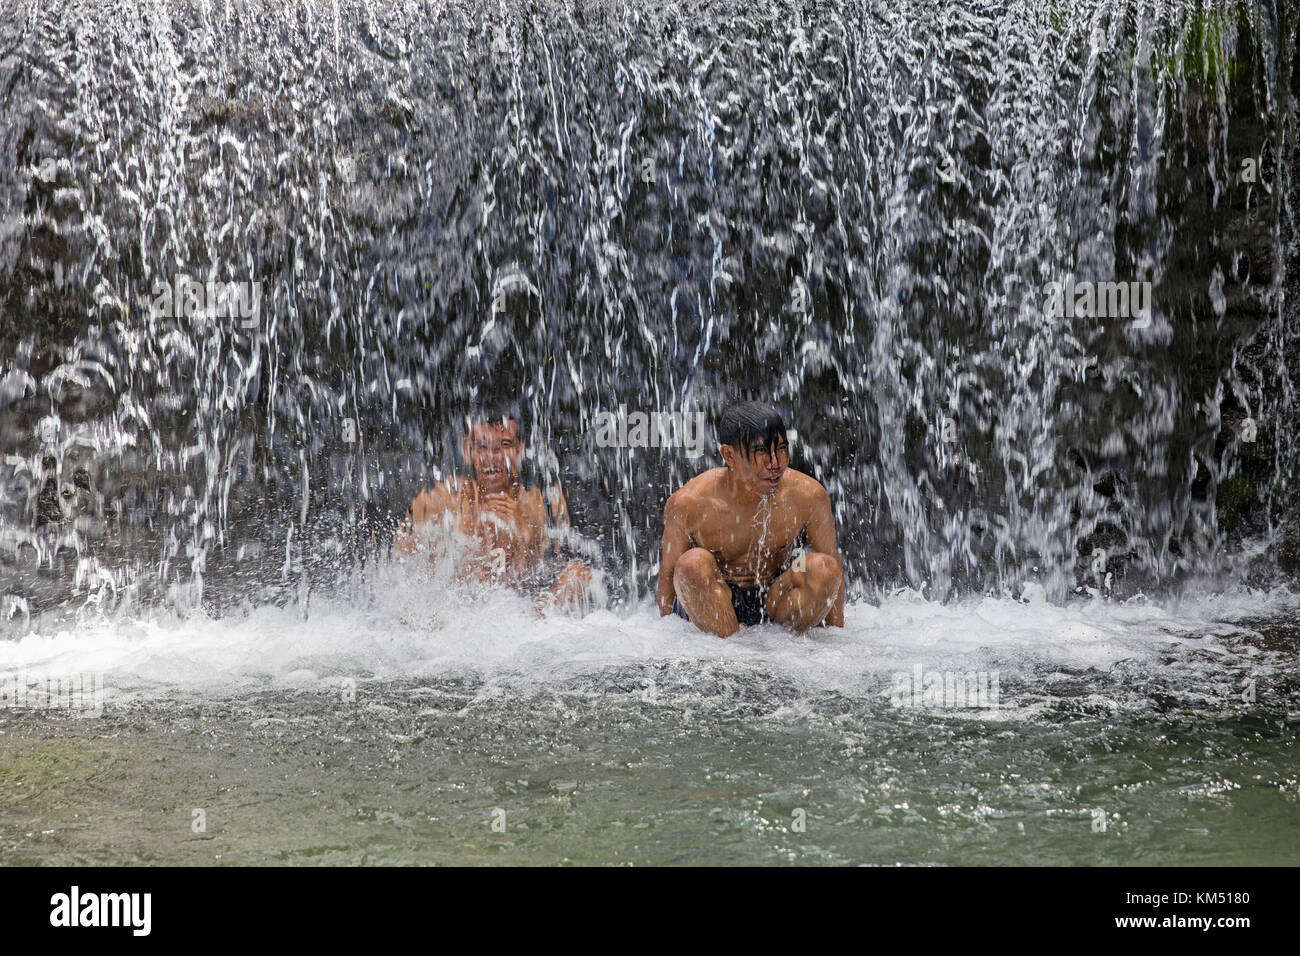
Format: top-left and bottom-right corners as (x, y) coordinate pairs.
(3, 582), (1297, 865)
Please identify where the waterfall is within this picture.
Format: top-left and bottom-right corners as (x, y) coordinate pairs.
(0, 0), (1295, 634)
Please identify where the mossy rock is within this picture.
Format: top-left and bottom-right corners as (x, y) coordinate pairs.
(1046, 1), (1251, 95)
(1216, 473), (1257, 534)
(1170, 1), (1251, 89)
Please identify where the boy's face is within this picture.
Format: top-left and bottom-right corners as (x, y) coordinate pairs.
(721, 433), (789, 498)
(463, 420), (522, 493)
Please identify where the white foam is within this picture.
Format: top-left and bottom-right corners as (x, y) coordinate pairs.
(0, 563), (1291, 704)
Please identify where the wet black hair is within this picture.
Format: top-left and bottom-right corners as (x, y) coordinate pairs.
(719, 401), (787, 459)
(464, 394), (528, 438)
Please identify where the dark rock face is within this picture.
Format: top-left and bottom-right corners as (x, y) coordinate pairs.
(0, 0), (1296, 628)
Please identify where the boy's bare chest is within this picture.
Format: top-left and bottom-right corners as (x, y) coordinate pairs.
(689, 505), (804, 561)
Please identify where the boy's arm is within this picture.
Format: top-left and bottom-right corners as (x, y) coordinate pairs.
(393, 492), (430, 556)
(657, 495), (694, 616)
(394, 485), (452, 556)
(545, 484), (572, 559)
(804, 486), (845, 627)
(517, 489), (552, 574)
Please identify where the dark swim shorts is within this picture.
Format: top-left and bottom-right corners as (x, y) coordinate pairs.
(672, 581), (770, 627)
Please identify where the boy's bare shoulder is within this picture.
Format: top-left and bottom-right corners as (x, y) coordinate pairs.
(784, 469), (831, 506)
(409, 481), (457, 520)
(664, 469), (728, 519)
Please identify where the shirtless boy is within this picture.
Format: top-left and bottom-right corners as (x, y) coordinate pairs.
(657, 401), (844, 637)
(395, 406), (592, 612)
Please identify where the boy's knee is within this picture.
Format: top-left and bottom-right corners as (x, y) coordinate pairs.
(674, 548), (718, 589)
(559, 560), (591, 584)
(802, 552), (842, 593)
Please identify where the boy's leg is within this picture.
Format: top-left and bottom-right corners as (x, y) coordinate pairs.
(672, 548), (741, 638)
(764, 552), (842, 631)
(536, 560), (593, 614)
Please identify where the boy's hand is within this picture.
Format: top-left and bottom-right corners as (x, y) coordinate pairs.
(480, 493), (523, 542)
